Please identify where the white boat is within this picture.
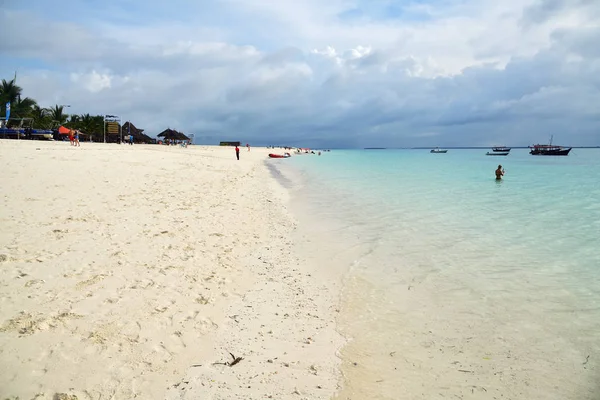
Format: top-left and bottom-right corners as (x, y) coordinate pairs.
(486, 151), (509, 156)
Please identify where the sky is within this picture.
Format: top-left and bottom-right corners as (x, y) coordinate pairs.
(1, 0), (599, 147)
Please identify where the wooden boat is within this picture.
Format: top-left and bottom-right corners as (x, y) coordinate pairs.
(492, 146), (511, 152)
(530, 145), (571, 156)
(430, 148), (448, 153)
(529, 136), (571, 156)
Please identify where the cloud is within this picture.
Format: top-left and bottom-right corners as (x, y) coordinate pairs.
(0, 0), (599, 147)
(551, 26), (600, 58)
(520, 0), (599, 26)
(70, 71), (113, 93)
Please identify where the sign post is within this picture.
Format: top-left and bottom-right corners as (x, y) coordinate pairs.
(103, 114), (121, 143)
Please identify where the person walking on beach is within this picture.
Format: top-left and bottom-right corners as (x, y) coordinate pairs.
(74, 130), (80, 147)
(246, 143), (250, 151)
(68, 129), (75, 146)
(495, 165), (505, 180)
(235, 145), (240, 160)
(129, 134), (134, 145)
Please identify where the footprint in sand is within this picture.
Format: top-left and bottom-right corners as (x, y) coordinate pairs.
(153, 306), (169, 314)
(87, 321), (121, 345)
(52, 229), (69, 239)
(187, 315), (219, 334)
(75, 274), (106, 289)
(0, 311), (82, 335)
(53, 393), (80, 400)
(129, 279), (155, 289)
(195, 294), (213, 305)
(24, 279), (45, 288)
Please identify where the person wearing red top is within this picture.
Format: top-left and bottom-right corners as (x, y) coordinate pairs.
(235, 145), (240, 160)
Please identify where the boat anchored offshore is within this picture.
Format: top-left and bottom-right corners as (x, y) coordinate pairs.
(486, 151), (509, 156)
(430, 147), (448, 153)
(529, 136), (571, 156)
(492, 146), (511, 152)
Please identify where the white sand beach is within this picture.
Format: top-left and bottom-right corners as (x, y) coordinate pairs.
(0, 140), (343, 400)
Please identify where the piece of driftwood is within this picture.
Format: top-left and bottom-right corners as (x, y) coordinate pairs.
(212, 352), (244, 367)
(229, 352), (244, 367)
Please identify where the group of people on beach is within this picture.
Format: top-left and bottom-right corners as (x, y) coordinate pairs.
(234, 144), (250, 160)
(68, 129), (80, 147)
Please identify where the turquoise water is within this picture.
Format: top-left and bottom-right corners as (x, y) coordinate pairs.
(276, 149), (600, 399)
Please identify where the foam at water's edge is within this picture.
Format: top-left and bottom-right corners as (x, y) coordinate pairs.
(266, 159), (363, 398)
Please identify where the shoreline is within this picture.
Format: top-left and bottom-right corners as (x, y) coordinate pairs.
(171, 157), (346, 399)
(0, 140), (345, 399)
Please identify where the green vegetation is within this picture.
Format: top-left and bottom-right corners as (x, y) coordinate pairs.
(0, 76), (114, 141)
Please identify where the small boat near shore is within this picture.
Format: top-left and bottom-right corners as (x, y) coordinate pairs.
(529, 136), (571, 156)
(430, 147), (448, 153)
(268, 153), (291, 159)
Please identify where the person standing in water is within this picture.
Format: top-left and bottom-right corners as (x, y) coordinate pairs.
(235, 145), (240, 160)
(495, 165), (505, 180)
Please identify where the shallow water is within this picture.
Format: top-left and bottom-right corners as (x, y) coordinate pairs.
(275, 149), (600, 400)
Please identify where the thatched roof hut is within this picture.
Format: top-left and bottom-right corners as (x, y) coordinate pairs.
(123, 121), (156, 144)
(157, 128), (190, 141)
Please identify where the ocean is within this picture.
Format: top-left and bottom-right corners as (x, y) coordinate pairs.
(272, 148), (600, 400)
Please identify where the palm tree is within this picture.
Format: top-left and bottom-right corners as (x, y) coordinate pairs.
(0, 78), (23, 118)
(12, 97), (38, 118)
(1, 75), (135, 141)
(30, 104), (48, 119)
(0, 78), (21, 103)
(30, 105), (50, 127)
(66, 114), (81, 130)
(79, 113), (93, 132)
(0, 78), (38, 126)
(90, 115), (104, 136)
(48, 105), (69, 125)
(29, 104), (52, 129)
